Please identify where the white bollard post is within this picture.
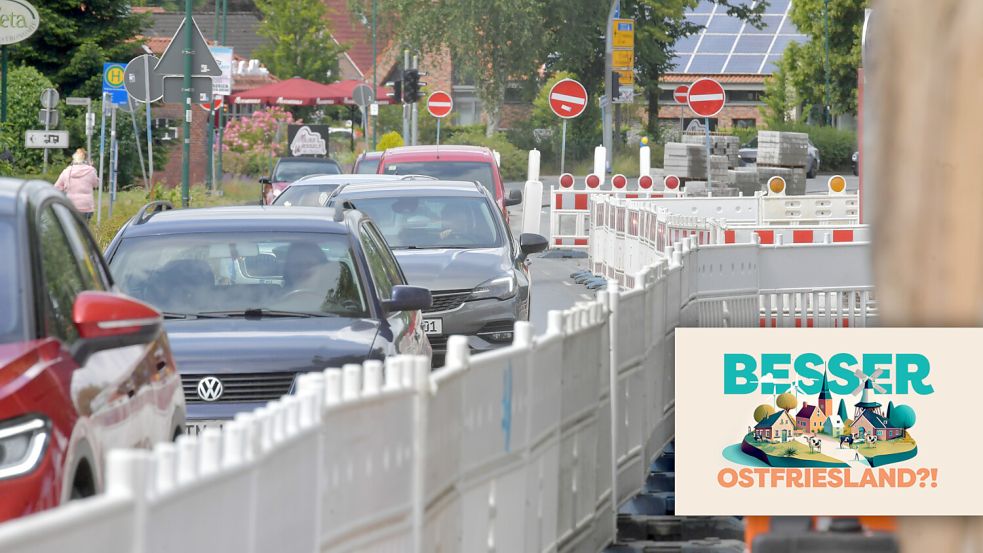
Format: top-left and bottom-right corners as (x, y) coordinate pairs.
(522, 179), (544, 236)
(175, 434), (198, 485)
(384, 357), (403, 391)
(639, 145), (651, 181)
(324, 368), (342, 406)
(527, 148), (541, 183)
(593, 145), (606, 184)
(342, 363), (362, 400)
(153, 442), (177, 494)
(198, 428), (222, 475)
(363, 360), (383, 396)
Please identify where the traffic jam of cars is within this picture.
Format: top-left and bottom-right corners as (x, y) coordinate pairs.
(0, 143), (547, 520)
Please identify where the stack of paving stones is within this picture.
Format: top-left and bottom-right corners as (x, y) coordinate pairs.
(664, 143), (707, 180)
(729, 168), (759, 196)
(708, 155), (729, 186)
(603, 443), (746, 553)
(682, 133), (741, 168)
(756, 131), (809, 194)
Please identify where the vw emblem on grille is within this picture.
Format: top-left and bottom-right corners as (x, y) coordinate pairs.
(197, 376), (224, 401)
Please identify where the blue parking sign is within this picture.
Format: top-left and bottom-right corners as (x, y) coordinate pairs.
(102, 63), (129, 105)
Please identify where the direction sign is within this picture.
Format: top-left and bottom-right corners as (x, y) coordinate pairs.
(686, 77), (726, 118)
(38, 109), (58, 127)
(0, 0), (39, 45)
(25, 130), (68, 149)
(124, 54), (163, 103)
(426, 91), (453, 118)
(548, 78), (588, 119)
(615, 69), (634, 86)
(162, 76), (213, 104)
(612, 50), (634, 69)
(612, 18), (635, 49)
(352, 84), (374, 108)
(155, 17), (220, 77)
(102, 62), (128, 105)
(673, 85), (689, 104)
(40, 88), (59, 109)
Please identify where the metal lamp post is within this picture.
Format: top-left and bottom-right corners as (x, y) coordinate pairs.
(823, 0), (831, 126)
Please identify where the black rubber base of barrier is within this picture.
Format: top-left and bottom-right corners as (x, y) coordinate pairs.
(603, 538), (746, 552)
(542, 248), (588, 259)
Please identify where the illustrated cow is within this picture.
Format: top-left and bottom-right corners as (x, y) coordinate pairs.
(839, 434), (856, 448)
(807, 436), (822, 453)
(865, 434), (878, 446)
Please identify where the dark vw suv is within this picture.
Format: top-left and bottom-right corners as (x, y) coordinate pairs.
(105, 203), (431, 432)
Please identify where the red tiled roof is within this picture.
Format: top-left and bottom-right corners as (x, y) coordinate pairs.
(132, 6), (166, 14)
(324, 0), (377, 78)
(660, 73), (767, 84)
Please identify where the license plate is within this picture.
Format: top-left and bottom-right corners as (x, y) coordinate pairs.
(185, 420), (225, 436)
(422, 318), (442, 335)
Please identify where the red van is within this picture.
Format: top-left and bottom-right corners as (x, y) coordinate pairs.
(376, 145), (521, 216)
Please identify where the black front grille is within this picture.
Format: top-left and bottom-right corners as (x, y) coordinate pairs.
(181, 372), (295, 404)
(425, 290), (470, 313)
(427, 335), (449, 352)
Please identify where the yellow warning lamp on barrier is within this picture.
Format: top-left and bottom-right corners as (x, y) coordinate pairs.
(767, 176), (786, 196)
(827, 174), (847, 194)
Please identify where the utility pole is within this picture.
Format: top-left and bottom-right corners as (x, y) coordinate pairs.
(402, 49), (410, 143)
(181, 0), (193, 207)
(603, 0), (619, 172)
(823, 0), (831, 126)
(216, 0), (228, 192)
(371, 0), (378, 150)
(411, 55), (419, 146)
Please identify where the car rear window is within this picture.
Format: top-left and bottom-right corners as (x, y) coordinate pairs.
(272, 184), (340, 207)
(0, 219), (21, 344)
(382, 161), (497, 199)
(354, 157), (381, 174)
(109, 232), (368, 318)
(273, 159), (341, 182)
(345, 195), (503, 250)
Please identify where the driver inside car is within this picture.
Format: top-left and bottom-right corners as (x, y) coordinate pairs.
(439, 204), (474, 242)
(281, 241), (330, 294)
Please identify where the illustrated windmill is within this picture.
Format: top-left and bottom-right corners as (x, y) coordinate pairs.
(852, 368), (888, 419)
(759, 372), (807, 407)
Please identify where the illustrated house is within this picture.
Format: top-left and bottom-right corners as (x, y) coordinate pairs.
(754, 410), (796, 443)
(852, 410), (903, 441)
(794, 402), (828, 434)
(822, 414), (844, 436)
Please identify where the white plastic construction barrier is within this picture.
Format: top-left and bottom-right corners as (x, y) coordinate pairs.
(0, 231), (874, 553)
(550, 188), (682, 249)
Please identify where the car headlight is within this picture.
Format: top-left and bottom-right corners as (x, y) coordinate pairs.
(470, 274), (517, 301)
(0, 416), (50, 480)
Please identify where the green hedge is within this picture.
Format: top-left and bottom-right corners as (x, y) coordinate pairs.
(769, 123), (857, 172)
(443, 130), (527, 181)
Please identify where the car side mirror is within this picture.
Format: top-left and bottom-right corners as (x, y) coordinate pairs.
(518, 233), (548, 260)
(259, 176), (271, 185)
(382, 285), (433, 313)
(70, 291), (163, 365)
(505, 189), (522, 207)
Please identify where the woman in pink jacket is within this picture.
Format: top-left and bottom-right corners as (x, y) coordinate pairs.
(54, 148), (99, 221)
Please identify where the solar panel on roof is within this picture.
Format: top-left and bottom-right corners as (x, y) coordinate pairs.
(734, 34), (774, 54)
(745, 15), (783, 34)
(699, 34), (738, 53)
(765, 0), (791, 14)
(688, 54), (728, 73)
(671, 54), (691, 71)
(771, 34), (801, 53)
(676, 34), (700, 54)
(707, 15), (744, 33)
(693, 0), (716, 14)
(686, 14), (710, 27)
(725, 55), (766, 73)
(761, 54), (783, 74)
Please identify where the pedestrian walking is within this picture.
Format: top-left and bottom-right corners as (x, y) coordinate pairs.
(54, 148), (99, 221)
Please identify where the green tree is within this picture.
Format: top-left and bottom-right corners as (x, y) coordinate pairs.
(837, 398), (849, 421)
(0, 66), (57, 172)
(887, 400), (894, 419)
(776, 392), (797, 413)
(765, 0), (867, 121)
(357, 0), (549, 135)
(8, 1), (147, 98)
(889, 404), (916, 439)
(753, 404), (775, 423)
(256, 0), (346, 83)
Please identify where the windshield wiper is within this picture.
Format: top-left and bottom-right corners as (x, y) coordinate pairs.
(162, 312), (191, 319)
(194, 308), (335, 319)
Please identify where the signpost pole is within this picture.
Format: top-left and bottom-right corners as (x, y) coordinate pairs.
(206, 104), (215, 191)
(97, 93), (107, 225)
(704, 116), (711, 190)
(216, 0), (228, 193)
(42, 97), (50, 174)
(411, 55), (419, 147)
(436, 118), (441, 146)
(371, 0), (377, 150)
(560, 119), (567, 176)
(181, 0), (193, 207)
(109, 104), (118, 219)
(1, 46), (6, 123)
(85, 103), (92, 164)
(144, 54), (154, 188)
(128, 97), (149, 188)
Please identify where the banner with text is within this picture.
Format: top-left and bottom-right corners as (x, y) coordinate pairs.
(675, 328), (970, 516)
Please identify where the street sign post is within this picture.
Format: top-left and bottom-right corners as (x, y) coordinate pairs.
(124, 55), (163, 103)
(154, 18), (220, 77)
(39, 88), (59, 173)
(162, 75), (213, 104)
(0, 0), (40, 122)
(24, 130), (68, 149)
(67, 97), (93, 164)
(686, 77), (726, 189)
(426, 91), (453, 145)
(549, 78), (588, 175)
(102, 63), (128, 105)
(674, 84), (689, 131)
(352, 84), (373, 151)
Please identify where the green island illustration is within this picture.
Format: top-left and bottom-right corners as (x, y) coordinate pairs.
(722, 371), (918, 468)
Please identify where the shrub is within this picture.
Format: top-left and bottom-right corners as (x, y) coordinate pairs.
(768, 122), (857, 171)
(450, 130), (526, 181)
(783, 446), (798, 457)
(377, 131), (404, 151)
(222, 107), (296, 176)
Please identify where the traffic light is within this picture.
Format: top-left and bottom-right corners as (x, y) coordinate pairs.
(386, 71), (403, 104)
(403, 69), (420, 103)
(611, 71), (620, 95)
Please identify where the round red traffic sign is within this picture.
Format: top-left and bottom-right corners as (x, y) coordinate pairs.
(612, 174), (627, 189)
(559, 173), (575, 188)
(673, 85), (689, 104)
(427, 91), (453, 118)
(664, 175), (680, 190)
(548, 78), (588, 119)
(198, 97), (224, 111)
(686, 78), (725, 118)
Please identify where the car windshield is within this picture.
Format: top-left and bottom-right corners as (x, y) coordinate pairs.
(273, 160), (341, 182)
(272, 184), (340, 207)
(382, 161), (497, 199)
(355, 157), (381, 174)
(109, 232), (368, 318)
(345, 195), (503, 250)
(0, 218), (21, 344)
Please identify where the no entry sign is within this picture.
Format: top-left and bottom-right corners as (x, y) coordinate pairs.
(548, 78), (588, 119)
(427, 91), (453, 118)
(673, 85), (689, 104)
(687, 78), (725, 118)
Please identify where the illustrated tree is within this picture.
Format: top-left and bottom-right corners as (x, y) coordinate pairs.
(837, 398), (849, 422)
(887, 401), (895, 419)
(753, 404), (775, 423)
(776, 392), (797, 413)
(256, 0), (346, 83)
(889, 404), (916, 439)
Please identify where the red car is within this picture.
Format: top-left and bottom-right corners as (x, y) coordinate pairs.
(377, 145), (521, 216)
(0, 180), (185, 521)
